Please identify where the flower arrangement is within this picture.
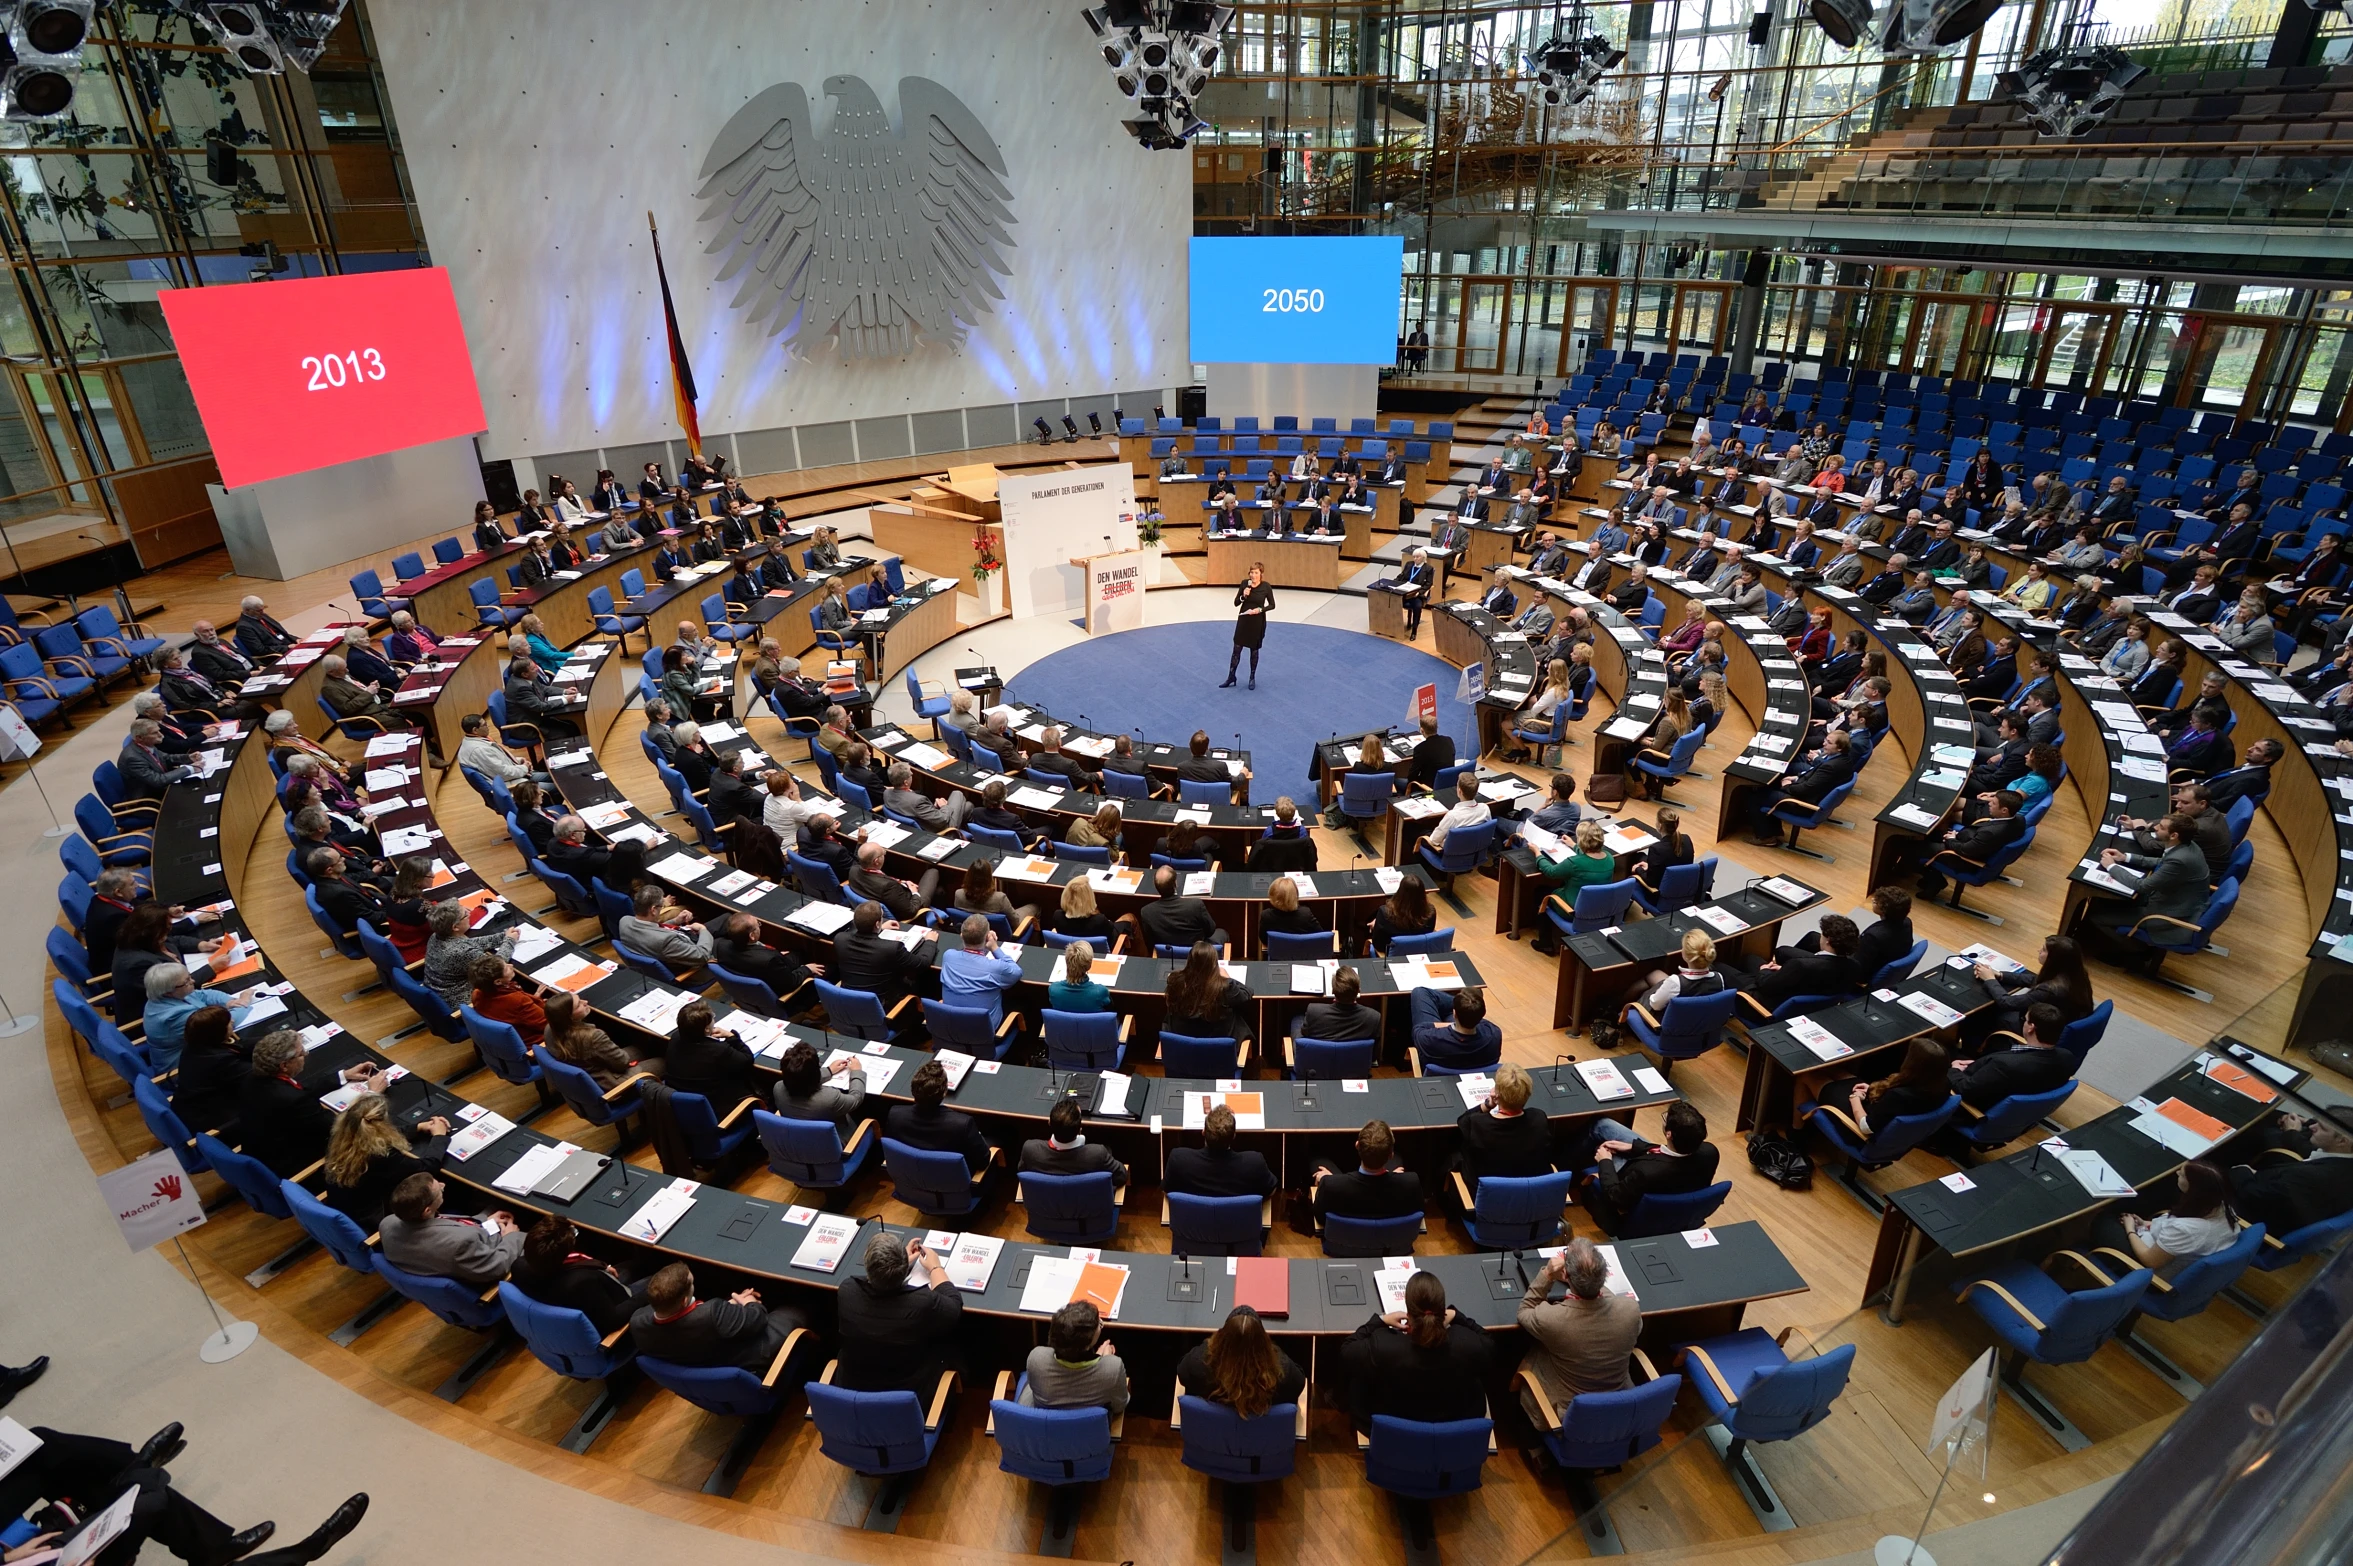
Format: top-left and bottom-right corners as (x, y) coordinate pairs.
(971, 530), (1002, 584)
(1137, 508), (1164, 547)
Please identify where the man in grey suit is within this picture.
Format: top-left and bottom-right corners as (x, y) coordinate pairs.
(772, 1039), (866, 1134)
(1821, 537), (1869, 589)
(2083, 813), (2213, 950)
(616, 884), (714, 969)
(884, 760), (967, 831)
(117, 720), (195, 800)
(378, 1173), (524, 1287)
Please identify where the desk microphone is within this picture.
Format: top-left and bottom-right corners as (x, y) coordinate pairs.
(1553, 1051), (1574, 1089)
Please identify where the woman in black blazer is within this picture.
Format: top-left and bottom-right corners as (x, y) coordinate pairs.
(509, 1215), (648, 1335)
(1223, 564), (1275, 688)
(471, 500), (507, 553)
(1163, 942), (1254, 1043)
(1630, 807), (1694, 898)
(1338, 1271), (1493, 1433)
(1961, 934), (2093, 1051)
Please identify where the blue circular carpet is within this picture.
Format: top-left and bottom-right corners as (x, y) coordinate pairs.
(1003, 620), (1474, 793)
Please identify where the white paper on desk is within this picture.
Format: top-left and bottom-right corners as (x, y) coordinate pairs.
(649, 851), (717, 883)
(362, 767), (411, 792)
(577, 800), (633, 829)
(607, 822), (662, 848)
(446, 1112), (516, 1161)
(918, 836), (961, 861)
(1589, 1244), (1638, 1298)
(1602, 717), (1649, 739)
(2121, 731), (2166, 756)
(1632, 1066), (1672, 1095)
(617, 989), (693, 1035)
(1010, 786), (1063, 810)
(707, 869), (757, 897)
(900, 742), (952, 769)
(2127, 1097), (2225, 1156)
(621, 1181), (698, 1243)
(2079, 864), (2136, 894)
(494, 1142), (572, 1195)
(1182, 870), (1217, 896)
(1449, 1073), (1496, 1109)
(1374, 1264), (1419, 1316)
(0, 1416), (40, 1482)
(238, 993), (288, 1026)
(1693, 905), (1749, 936)
(529, 952), (598, 988)
(1392, 795), (1447, 820)
(2117, 756), (2170, 783)
(858, 822), (912, 851)
(380, 825), (436, 855)
(933, 1049), (976, 1091)
(1602, 827), (1656, 855)
(1958, 942), (2027, 975)
(2054, 1146), (2136, 1198)
(1898, 991), (1963, 1029)
(1018, 1254), (1084, 1315)
(941, 1232), (1005, 1292)
(1374, 867), (1405, 894)
(996, 854), (1058, 884)
(1577, 1057), (1637, 1100)
(824, 1049), (900, 1095)
(790, 1213), (861, 1273)
(363, 734), (407, 758)
(786, 901), (855, 935)
(1789, 1016), (1852, 1060)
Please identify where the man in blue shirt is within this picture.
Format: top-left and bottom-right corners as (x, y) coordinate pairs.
(1888, 566), (1940, 624)
(1409, 985), (1502, 1073)
(939, 913), (1024, 1026)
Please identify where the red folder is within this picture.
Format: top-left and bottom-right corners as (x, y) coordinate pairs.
(1234, 1256), (1289, 1319)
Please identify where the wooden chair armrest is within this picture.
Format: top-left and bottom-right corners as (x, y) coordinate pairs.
(1449, 1169), (1476, 1213)
(1355, 1426), (1371, 1450)
(759, 1326), (811, 1387)
(479, 1281), (503, 1304)
(1012, 915), (1037, 941)
(1807, 1102), (1866, 1139)
(1775, 797), (1829, 819)
(1108, 1396), (1127, 1441)
(1626, 1001), (1661, 1030)
(1774, 1324), (1822, 1354)
(843, 1118), (872, 1153)
(1683, 1344), (1738, 1404)
(1955, 1277), (2047, 1330)
(601, 1325), (629, 1349)
(986, 1368), (1015, 1433)
(817, 1358), (839, 1385)
(2050, 1249), (2117, 1287)
(1930, 848), (1988, 869)
(925, 1369), (959, 1430)
(2255, 1146), (2305, 1163)
(603, 1070), (656, 1101)
(1407, 1045), (1424, 1077)
(1116, 1015), (1134, 1043)
(1631, 1347), (1661, 1383)
(1954, 1100), (1985, 1121)
(718, 1095), (760, 1128)
(2088, 1245), (2169, 1290)
(1516, 1367), (1561, 1432)
(995, 1011), (1024, 1038)
(884, 992), (916, 1019)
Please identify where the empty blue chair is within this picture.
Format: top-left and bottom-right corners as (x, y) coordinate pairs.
(1289, 1025), (1376, 1080)
(1160, 1030), (1242, 1076)
(1954, 1252), (2151, 1444)
(1042, 1008), (1129, 1070)
(754, 1110), (874, 1192)
(74, 794), (150, 865)
(1621, 986), (1741, 1073)
(1020, 1168), (1120, 1245)
(667, 1087), (758, 1173)
(347, 568), (408, 621)
(1517, 1360), (1682, 1550)
(281, 1180), (404, 1343)
(1629, 727), (1708, 802)
(989, 1374), (1117, 1552)
(1321, 1209), (1421, 1258)
(1339, 770), (1393, 838)
(964, 823), (1026, 853)
(371, 1251), (514, 1399)
(1453, 1168), (1574, 1248)
(806, 1361), (958, 1523)
(922, 996), (1024, 1061)
(816, 978), (909, 1042)
(1680, 1327), (1857, 1522)
(639, 1327), (815, 1497)
(470, 578), (522, 627)
(1265, 928), (1335, 960)
(587, 585), (645, 648)
(497, 1283), (638, 1452)
(1361, 1413), (1494, 1548)
(1167, 1191), (1267, 1257)
(1629, 860), (1706, 916)
(1869, 938), (1929, 991)
(881, 1136), (992, 1221)
(1177, 776), (1232, 807)
(903, 667), (952, 731)
(1955, 1081), (2077, 1156)
(707, 962), (796, 1021)
(391, 550), (428, 582)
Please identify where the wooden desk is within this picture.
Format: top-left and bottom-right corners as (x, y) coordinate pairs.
(1367, 581), (1413, 642)
(1461, 522), (1521, 578)
(872, 580), (963, 681)
(1204, 533), (1343, 590)
(936, 463), (1003, 522)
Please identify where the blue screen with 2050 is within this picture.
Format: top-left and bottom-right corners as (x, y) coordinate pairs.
(1188, 236), (1405, 365)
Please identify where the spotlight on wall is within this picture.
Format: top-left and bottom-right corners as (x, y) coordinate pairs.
(1082, 0), (1233, 149)
(1809, 0), (1876, 47)
(1033, 416), (1058, 445)
(1525, 14), (1624, 109)
(1998, 18), (2144, 138)
(0, 0), (91, 122)
(1087, 411), (1104, 435)
(1878, 0), (2007, 52)
(1062, 415), (1081, 440)
(170, 0), (349, 76)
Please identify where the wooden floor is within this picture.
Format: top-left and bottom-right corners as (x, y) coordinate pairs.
(43, 399), (2337, 1564)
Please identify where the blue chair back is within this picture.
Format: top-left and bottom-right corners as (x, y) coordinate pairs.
(754, 1110), (869, 1189)
(1421, 820), (1496, 877)
(1177, 1397), (1298, 1483)
(1643, 861), (1707, 915)
(965, 824), (1025, 853)
(1168, 1192), (1264, 1257)
(133, 1077), (207, 1174)
(667, 1088), (751, 1168)
(2055, 1000), (2112, 1071)
(392, 551), (427, 581)
(2037, 1271), (2155, 1363)
(533, 1044), (642, 1127)
(498, 1283), (631, 1380)
(921, 998), (1010, 1058)
(590, 876), (632, 938)
(638, 1355), (786, 1419)
(1464, 1170), (1575, 1248)
(815, 978), (894, 1041)
(1960, 1081), (2077, 1151)
(807, 1381), (939, 1476)
(282, 1180), (377, 1275)
(991, 1394), (1114, 1485)
(1292, 1032), (1377, 1079)
(1568, 877), (1639, 933)
(386, 958), (464, 1039)
(880, 1137), (983, 1219)
(1619, 1179), (1733, 1239)
(1322, 1210), (1420, 1257)
(1020, 1169), (1119, 1245)
(1178, 776), (1231, 806)
(1042, 1008), (1126, 1070)
(1341, 770), (1394, 820)
(2139, 1222), (2264, 1322)
(1871, 939), (1928, 990)
(1160, 1031), (1242, 1076)
(1266, 928), (1336, 959)
(1364, 1415), (1492, 1499)
(459, 1004), (542, 1087)
(709, 962), (788, 1019)
(47, 925), (94, 992)
(1724, 1346), (1857, 1443)
(374, 1253), (505, 1330)
(1546, 1375), (1683, 1470)
(191, 1134), (291, 1219)
(1101, 768), (1148, 799)
(1388, 926), (1456, 956)
(1853, 1093), (1963, 1164)
(1644, 987), (1743, 1061)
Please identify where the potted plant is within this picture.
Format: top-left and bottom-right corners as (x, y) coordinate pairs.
(1136, 508), (1164, 584)
(971, 529), (1004, 616)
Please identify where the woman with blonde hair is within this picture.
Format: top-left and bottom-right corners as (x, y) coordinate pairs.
(1626, 927), (1728, 1012)
(1051, 876), (1115, 941)
(322, 1092), (451, 1228)
(515, 612), (566, 676)
(1047, 940), (1111, 1013)
(1259, 875), (1325, 950)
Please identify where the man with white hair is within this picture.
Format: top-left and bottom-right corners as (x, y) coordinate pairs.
(130, 690), (206, 752)
(232, 595), (293, 660)
(117, 718), (195, 800)
(186, 619), (256, 684)
(846, 838), (933, 920)
(882, 759), (965, 831)
(157, 646), (265, 723)
(319, 653), (403, 727)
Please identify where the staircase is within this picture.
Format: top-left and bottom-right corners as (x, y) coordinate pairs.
(1747, 103), (1947, 212)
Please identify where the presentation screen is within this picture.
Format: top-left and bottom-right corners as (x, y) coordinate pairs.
(1188, 236), (1404, 365)
(159, 268), (487, 489)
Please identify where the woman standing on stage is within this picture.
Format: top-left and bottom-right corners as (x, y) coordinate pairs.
(1224, 563), (1274, 689)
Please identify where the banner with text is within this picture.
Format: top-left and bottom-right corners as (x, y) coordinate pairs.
(999, 463), (1140, 620)
(1085, 548), (1152, 634)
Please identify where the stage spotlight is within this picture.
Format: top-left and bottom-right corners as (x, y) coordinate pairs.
(1062, 415), (1081, 439)
(1087, 411), (1104, 435)
(1033, 415), (1057, 444)
(0, 0), (90, 122)
(1879, 0), (2007, 51)
(172, 1), (349, 76)
(13, 0), (90, 57)
(1998, 21), (2144, 138)
(1810, 0), (1875, 48)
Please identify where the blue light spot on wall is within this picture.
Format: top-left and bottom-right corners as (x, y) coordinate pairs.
(967, 330), (1018, 396)
(1075, 294), (1113, 382)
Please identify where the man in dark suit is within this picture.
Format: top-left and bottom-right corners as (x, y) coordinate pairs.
(117, 721), (195, 800)
(1453, 488), (1490, 522)
(1948, 1002), (2074, 1108)
(231, 596), (293, 660)
(1455, 1062), (1551, 1191)
(503, 656), (580, 740)
(833, 900), (934, 1008)
(542, 816), (612, 886)
(1133, 864), (1229, 952)
(1017, 1096), (1127, 1186)
(1904, 791), (2027, 898)
(1857, 554), (1908, 605)
(240, 1029), (372, 1177)
(1026, 727), (1100, 784)
(1917, 520), (1963, 571)
(709, 912), (816, 998)
(2081, 813), (2214, 950)
(1166, 1102), (1277, 1198)
(1245, 798), (1318, 874)
(1567, 542), (1612, 595)
(1405, 714), (1457, 792)
(881, 1057), (996, 1172)
(663, 1000), (763, 1110)
(1736, 913), (1867, 1010)
(1310, 1120), (1426, 1253)
(1299, 966), (1382, 1042)
(2229, 1109), (2353, 1237)
(832, 1231), (965, 1393)
(1174, 728), (1249, 803)
(1478, 572), (1517, 620)
(2204, 740), (2280, 808)
(629, 1261), (812, 1376)
(846, 842), (934, 923)
(1750, 729), (1857, 848)
(1572, 1100), (1720, 1236)
(186, 621), (258, 686)
(1964, 711), (2032, 795)
(307, 848), (391, 934)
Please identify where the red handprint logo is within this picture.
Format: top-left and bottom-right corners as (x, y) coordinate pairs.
(153, 1174), (183, 1203)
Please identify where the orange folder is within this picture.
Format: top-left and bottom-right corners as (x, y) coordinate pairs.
(1423, 961), (1461, 983)
(2154, 1097), (2233, 1147)
(1088, 959), (1124, 980)
(209, 953), (264, 983)
(546, 962), (611, 994)
(1071, 1261), (1128, 1318)
(1222, 1093), (1265, 1117)
(2201, 1057), (2277, 1106)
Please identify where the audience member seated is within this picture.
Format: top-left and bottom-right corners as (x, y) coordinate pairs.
(378, 1173), (523, 1287)
(1132, 864), (1229, 951)
(1177, 1306), (1308, 1420)
(1727, 913), (1864, 1010)
(2228, 1108), (2353, 1237)
(831, 900), (932, 1009)
(1300, 965), (1381, 1042)
(322, 1092), (451, 1230)
(629, 1261), (812, 1374)
(1162, 940), (1254, 1047)
(468, 953), (547, 1046)
(1948, 1002), (2074, 1108)
(1455, 1062), (1551, 1191)
(241, 1031), (371, 1178)
(542, 992), (662, 1090)
(1338, 1271), (1494, 1434)
(1166, 1103), (1277, 1200)
(616, 883), (714, 973)
(771, 1039), (865, 1133)
(1811, 1038), (1949, 1144)
(1045, 940), (1111, 1013)
(2091, 1159), (2237, 1280)
(1368, 876), (1438, 955)
(1573, 1101), (1718, 1235)
(663, 1000), (760, 1111)
(1515, 1238), (1642, 1425)
(709, 910), (818, 997)
(509, 1214), (649, 1335)
(1410, 985), (1501, 1074)
(1309, 1120), (1424, 1242)
(1020, 1301), (1129, 1414)
(883, 1058), (996, 1173)
(832, 1232), (964, 1393)
(1019, 1095), (1128, 1186)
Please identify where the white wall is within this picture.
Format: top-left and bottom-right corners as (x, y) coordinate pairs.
(369, 0), (1192, 463)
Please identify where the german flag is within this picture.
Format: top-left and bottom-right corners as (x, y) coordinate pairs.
(647, 211), (701, 457)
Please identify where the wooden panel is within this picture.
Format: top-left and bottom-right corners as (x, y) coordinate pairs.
(116, 455), (224, 568)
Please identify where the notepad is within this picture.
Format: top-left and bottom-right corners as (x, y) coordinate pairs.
(790, 1213), (861, 1273)
(2128, 1095), (2233, 1157)
(621, 1180), (699, 1243)
(915, 1230), (1005, 1292)
(530, 952), (612, 993)
(1788, 1016), (1851, 1060)
(824, 1049), (900, 1095)
(445, 1112), (517, 1161)
(787, 901), (856, 935)
(1898, 992), (1963, 1029)
(1575, 1057), (1637, 1100)
(1018, 1253), (1131, 1318)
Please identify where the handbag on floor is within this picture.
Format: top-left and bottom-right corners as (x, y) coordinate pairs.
(1747, 1130), (1814, 1189)
(1586, 771), (1627, 806)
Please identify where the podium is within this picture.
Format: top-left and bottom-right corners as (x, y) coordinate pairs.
(1072, 549), (1153, 634)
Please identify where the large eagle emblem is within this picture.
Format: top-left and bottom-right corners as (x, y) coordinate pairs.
(696, 75), (1017, 362)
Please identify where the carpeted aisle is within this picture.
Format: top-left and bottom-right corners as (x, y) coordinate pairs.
(1002, 620), (1476, 793)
